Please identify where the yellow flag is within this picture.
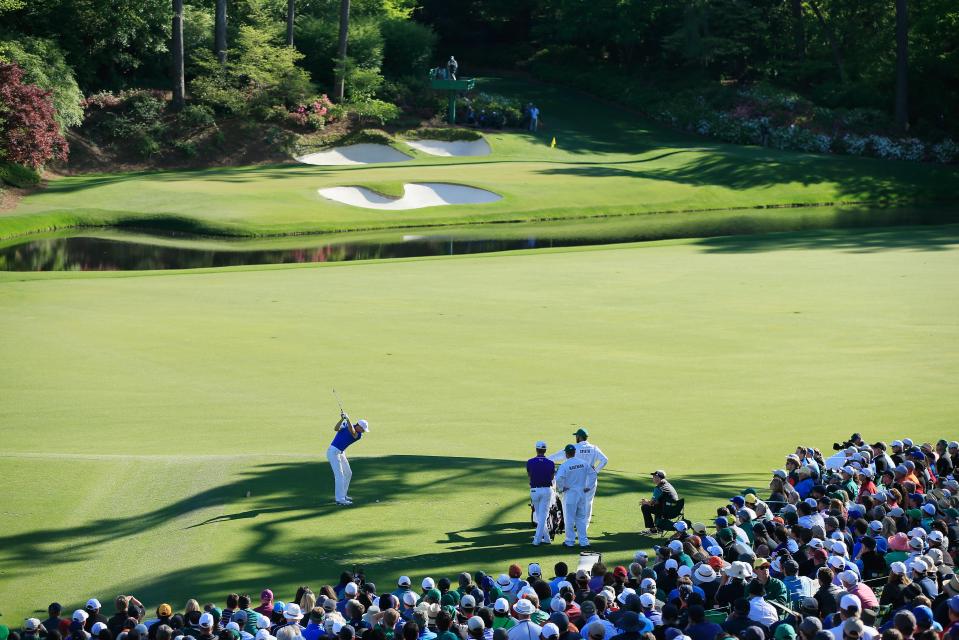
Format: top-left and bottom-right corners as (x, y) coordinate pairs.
(550, 137), (556, 148)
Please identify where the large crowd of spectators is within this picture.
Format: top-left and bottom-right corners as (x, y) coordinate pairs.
(5, 435), (959, 640)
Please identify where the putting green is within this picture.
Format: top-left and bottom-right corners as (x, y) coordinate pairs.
(2, 226), (958, 619)
(3, 79), (958, 241)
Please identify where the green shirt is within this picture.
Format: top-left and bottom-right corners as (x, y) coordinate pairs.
(437, 631), (460, 640)
(747, 577), (788, 606)
(492, 617), (517, 630)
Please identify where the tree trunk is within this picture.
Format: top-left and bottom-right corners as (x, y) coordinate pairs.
(286, 0), (295, 46)
(807, 0), (846, 84)
(171, 0), (185, 111)
(215, 0), (228, 64)
(895, 0), (909, 131)
(335, 0), (350, 102)
(791, 0), (805, 61)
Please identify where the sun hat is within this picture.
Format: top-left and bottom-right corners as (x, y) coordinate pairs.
(284, 604), (303, 621)
(888, 533), (910, 551)
(693, 565), (716, 584)
(496, 574), (511, 587)
(723, 561), (752, 580)
(513, 600), (535, 616)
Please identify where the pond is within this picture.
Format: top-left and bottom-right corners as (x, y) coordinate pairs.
(1, 205), (955, 271)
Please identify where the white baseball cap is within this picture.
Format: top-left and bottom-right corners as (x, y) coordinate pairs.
(541, 624), (560, 639)
(674, 521), (688, 532)
(549, 598), (566, 613)
(639, 594), (655, 608)
(535, 441), (547, 450)
(257, 615), (271, 630)
(827, 556), (845, 569)
(24, 620), (41, 632)
(72, 611), (89, 623)
(840, 594), (861, 611)
(528, 563), (542, 577)
(665, 559), (678, 570)
(422, 578), (435, 590)
(86, 599), (102, 611)
(468, 618), (486, 632)
(495, 598), (511, 614)
(199, 613), (215, 628)
(402, 592), (417, 606)
(890, 562), (907, 575)
(617, 588), (636, 605)
(356, 419), (370, 433)
(91, 623), (108, 637)
(677, 566), (692, 578)
(633, 550), (648, 561)
(838, 571), (858, 585)
(668, 540), (683, 553)
(398, 576), (411, 586)
(344, 582), (358, 596)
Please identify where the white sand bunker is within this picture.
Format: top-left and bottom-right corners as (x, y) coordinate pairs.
(404, 139), (491, 157)
(318, 182), (502, 210)
(296, 143), (411, 165)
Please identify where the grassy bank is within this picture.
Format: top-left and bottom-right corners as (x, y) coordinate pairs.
(3, 79), (958, 242)
(1, 227), (957, 618)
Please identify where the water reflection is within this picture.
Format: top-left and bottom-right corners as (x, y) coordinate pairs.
(0, 234), (553, 271)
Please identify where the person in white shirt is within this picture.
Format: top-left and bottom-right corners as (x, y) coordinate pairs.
(551, 427), (607, 527)
(746, 581), (778, 627)
(554, 444), (598, 547)
(507, 600), (542, 640)
(825, 595), (878, 640)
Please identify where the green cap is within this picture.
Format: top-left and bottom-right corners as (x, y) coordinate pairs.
(564, 444), (577, 453)
(573, 427), (589, 438)
(774, 624), (797, 640)
(906, 508), (923, 520)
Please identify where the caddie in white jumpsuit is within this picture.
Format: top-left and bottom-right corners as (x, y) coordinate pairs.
(555, 443), (598, 547)
(551, 426), (607, 527)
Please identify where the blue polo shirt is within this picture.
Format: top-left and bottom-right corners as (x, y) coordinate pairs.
(527, 456), (555, 488)
(331, 425), (361, 451)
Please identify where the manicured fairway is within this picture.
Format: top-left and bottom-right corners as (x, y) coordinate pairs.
(2, 226), (958, 619)
(3, 79), (959, 240)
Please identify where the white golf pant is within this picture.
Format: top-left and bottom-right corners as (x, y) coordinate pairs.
(562, 490), (589, 546)
(327, 445), (352, 502)
(530, 487), (554, 543)
(585, 483), (596, 527)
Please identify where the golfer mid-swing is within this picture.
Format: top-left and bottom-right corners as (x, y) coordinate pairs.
(328, 415), (369, 505)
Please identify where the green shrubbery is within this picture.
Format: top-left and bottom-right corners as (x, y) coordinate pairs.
(0, 161), (41, 187)
(403, 127), (481, 141)
(0, 36), (83, 131)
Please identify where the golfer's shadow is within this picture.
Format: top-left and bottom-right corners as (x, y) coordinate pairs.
(184, 504), (331, 529)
